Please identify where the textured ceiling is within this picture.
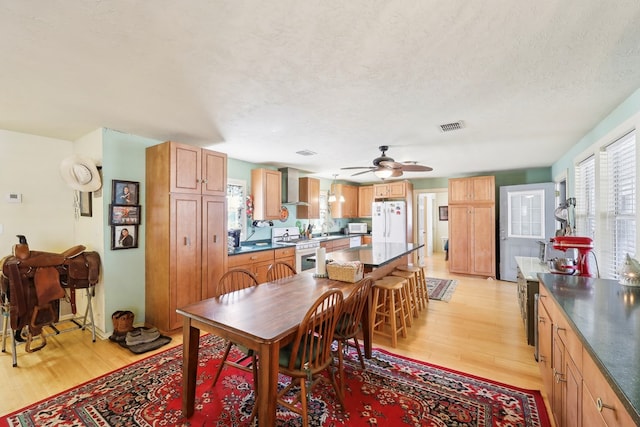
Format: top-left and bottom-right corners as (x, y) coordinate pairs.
(2, 1), (640, 182)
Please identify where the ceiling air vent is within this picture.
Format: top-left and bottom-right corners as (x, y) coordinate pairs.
(439, 121), (464, 133)
(296, 149), (317, 156)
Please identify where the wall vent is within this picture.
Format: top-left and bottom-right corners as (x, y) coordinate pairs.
(439, 121), (464, 133)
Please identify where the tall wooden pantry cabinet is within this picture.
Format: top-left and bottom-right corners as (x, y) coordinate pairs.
(145, 141), (228, 331)
(448, 176), (496, 277)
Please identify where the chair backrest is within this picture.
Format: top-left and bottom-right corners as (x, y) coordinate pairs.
(266, 261), (297, 281)
(217, 268), (259, 296)
(284, 289), (344, 372)
(335, 277), (373, 339)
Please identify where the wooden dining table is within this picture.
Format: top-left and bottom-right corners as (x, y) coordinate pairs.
(177, 272), (372, 426)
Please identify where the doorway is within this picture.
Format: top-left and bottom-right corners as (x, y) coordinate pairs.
(416, 190), (447, 265)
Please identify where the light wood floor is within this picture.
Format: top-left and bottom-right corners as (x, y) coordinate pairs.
(0, 254), (551, 419)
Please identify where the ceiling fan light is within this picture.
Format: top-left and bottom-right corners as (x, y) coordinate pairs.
(374, 168), (393, 179)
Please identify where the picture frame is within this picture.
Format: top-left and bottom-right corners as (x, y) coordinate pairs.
(79, 191), (92, 217)
(439, 205), (449, 221)
(112, 180), (139, 205)
(109, 204), (141, 225)
(111, 225), (138, 250)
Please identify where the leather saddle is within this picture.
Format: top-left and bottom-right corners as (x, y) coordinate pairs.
(0, 236), (101, 352)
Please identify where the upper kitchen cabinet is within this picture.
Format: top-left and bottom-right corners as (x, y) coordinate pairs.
(449, 176), (495, 204)
(330, 183), (358, 218)
(374, 180), (412, 199)
(165, 141), (227, 196)
(297, 177), (320, 219)
(252, 168), (282, 220)
(358, 185), (374, 217)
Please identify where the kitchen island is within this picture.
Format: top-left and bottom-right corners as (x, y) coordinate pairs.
(538, 273), (640, 426)
(321, 242), (423, 280)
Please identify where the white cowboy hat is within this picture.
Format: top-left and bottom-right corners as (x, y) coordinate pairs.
(60, 156), (102, 192)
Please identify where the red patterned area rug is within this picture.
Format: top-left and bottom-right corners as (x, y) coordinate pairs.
(1, 334), (550, 427)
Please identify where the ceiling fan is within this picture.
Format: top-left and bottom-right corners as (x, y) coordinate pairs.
(341, 145), (433, 179)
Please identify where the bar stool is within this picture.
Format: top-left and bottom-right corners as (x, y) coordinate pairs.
(371, 277), (408, 347)
(391, 269), (420, 316)
(397, 264), (429, 306)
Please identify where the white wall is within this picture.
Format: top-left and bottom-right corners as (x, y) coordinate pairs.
(0, 129), (74, 252)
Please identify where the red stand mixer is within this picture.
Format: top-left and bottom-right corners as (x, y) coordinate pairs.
(550, 236), (595, 277)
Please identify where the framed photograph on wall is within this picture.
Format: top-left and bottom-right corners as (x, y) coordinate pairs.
(79, 191), (92, 217)
(112, 225), (138, 250)
(439, 205), (449, 221)
(109, 204), (141, 225)
(112, 180), (139, 205)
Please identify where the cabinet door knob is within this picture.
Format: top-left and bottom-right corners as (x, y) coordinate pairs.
(184, 237), (191, 246)
(213, 235), (217, 243)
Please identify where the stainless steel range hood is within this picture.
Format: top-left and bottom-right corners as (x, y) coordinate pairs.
(279, 167), (309, 206)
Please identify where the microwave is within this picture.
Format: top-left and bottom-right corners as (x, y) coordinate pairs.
(348, 223), (368, 234)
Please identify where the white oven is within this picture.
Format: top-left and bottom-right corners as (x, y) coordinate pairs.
(296, 244), (319, 272)
(272, 227), (320, 272)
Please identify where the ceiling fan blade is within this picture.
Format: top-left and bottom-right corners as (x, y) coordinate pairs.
(390, 169), (403, 177)
(379, 160), (403, 169)
(341, 166), (372, 170)
(351, 169), (375, 176)
(401, 164), (433, 172)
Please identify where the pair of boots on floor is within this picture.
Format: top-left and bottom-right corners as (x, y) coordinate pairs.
(110, 310), (159, 346)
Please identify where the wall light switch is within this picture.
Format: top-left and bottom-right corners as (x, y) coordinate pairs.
(6, 193), (22, 203)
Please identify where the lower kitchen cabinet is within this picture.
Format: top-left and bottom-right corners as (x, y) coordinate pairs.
(537, 281), (636, 427)
(274, 246), (296, 271)
(582, 348), (636, 427)
(320, 237), (351, 252)
(228, 250), (274, 284)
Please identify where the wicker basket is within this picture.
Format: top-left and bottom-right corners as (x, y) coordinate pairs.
(326, 261), (364, 283)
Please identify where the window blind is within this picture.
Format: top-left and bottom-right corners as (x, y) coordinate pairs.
(599, 130), (636, 279)
(575, 155), (595, 238)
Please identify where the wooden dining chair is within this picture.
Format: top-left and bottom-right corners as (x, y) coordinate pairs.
(212, 268), (259, 387)
(272, 289), (345, 427)
(333, 277), (373, 396)
(266, 261), (297, 281)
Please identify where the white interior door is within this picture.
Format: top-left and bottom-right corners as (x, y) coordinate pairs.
(499, 182), (556, 281)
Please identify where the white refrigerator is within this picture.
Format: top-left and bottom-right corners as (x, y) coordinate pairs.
(372, 201), (407, 244)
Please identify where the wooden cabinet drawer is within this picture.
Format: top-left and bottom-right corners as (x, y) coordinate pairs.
(228, 250), (274, 268)
(332, 238), (350, 250)
(274, 247), (296, 260)
(537, 282), (555, 321)
(582, 347), (636, 427)
(555, 309), (583, 371)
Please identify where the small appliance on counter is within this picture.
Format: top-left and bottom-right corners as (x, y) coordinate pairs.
(228, 229), (241, 249)
(348, 223), (368, 234)
(549, 236), (595, 277)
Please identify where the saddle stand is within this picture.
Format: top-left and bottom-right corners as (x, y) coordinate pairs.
(0, 239), (101, 367)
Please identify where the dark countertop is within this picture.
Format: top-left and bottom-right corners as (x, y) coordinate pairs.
(227, 242), (279, 255)
(538, 273), (640, 423)
(321, 243), (423, 268)
(227, 234), (360, 256)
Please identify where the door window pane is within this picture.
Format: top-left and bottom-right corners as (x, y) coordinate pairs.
(508, 190), (545, 239)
